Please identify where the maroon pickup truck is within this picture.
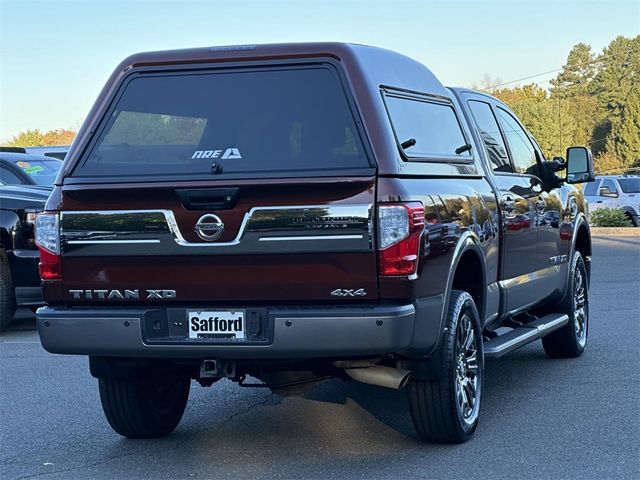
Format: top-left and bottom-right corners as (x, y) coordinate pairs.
(36, 43), (594, 443)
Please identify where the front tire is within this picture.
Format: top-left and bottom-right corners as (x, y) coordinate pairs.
(98, 367), (190, 438)
(0, 249), (16, 332)
(408, 290), (483, 443)
(542, 250), (589, 358)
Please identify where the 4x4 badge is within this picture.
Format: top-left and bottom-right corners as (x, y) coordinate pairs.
(195, 214), (224, 241)
(330, 288), (367, 297)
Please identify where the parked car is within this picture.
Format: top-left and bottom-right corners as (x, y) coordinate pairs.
(583, 175), (640, 226)
(0, 150), (62, 329)
(36, 43), (594, 443)
(25, 145), (70, 161)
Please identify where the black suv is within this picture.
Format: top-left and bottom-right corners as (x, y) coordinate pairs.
(0, 148), (62, 329)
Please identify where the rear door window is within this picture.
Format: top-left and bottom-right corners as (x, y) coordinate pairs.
(384, 94), (471, 160)
(74, 65), (369, 178)
(618, 178), (640, 193)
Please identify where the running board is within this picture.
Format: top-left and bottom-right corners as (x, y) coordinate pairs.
(484, 313), (569, 358)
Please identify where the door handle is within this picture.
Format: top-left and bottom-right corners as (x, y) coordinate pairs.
(176, 188), (240, 210)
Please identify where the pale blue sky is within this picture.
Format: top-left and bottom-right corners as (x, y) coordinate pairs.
(1, 0), (638, 142)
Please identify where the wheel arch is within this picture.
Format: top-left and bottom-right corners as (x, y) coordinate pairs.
(445, 233), (487, 323)
(407, 233), (487, 380)
(572, 215), (592, 285)
(622, 206), (639, 226)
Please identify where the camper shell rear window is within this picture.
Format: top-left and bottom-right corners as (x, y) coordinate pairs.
(73, 64), (371, 179)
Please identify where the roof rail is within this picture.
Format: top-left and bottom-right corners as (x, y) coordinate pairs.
(0, 146), (27, 153)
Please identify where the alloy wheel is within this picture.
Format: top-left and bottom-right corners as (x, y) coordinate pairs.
(573, 266), (588, 348)
(454, 313), (480, 423)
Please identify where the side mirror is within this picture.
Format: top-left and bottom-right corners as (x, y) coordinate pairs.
(598, 187), (618, 198)
(565, 146), (595, 184)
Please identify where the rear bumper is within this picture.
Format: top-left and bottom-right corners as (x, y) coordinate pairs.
(37, 304), (420, 360)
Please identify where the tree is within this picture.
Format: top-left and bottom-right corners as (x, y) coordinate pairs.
(627, 158), (640, 174)
(590, 35), (640, 163)
(492, 84), (577, 158)
(471, 73), (503, 93)
(550, 43), (600, 155)
(550, 43), (596, 98)
(6, 129), (45, 147)
(4, 128), (76, 147)
(42, 129), (76, 146)
(492, 83), (547, 105)
(593, 151), (627, 175)
(605, 84), (640, 165)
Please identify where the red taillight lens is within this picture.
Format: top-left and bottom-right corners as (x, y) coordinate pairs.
(378, 203), (425, 276)
(35, 212), (61, 280)
(38, 247), (61, 280)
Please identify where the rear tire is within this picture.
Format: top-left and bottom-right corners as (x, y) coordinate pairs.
(98, 367), (190, 438)
(542, 251), (589, 358)
(408, 290), (483, 443)
(0, 249), (16, 332)
(625, 212), (639, 227)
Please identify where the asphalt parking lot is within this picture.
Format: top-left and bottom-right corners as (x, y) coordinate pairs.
(1, 235), (638, 480)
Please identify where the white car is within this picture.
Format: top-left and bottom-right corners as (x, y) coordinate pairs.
(583, 175), (640, 226)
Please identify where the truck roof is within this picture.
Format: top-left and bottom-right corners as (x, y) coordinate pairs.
(447, 86), (505, 104)
(116, 42), (450, 98)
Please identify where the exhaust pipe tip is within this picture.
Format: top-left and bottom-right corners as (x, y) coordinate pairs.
(344, 365), (412, 390)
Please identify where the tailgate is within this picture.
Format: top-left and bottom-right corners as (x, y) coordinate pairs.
(59, 179), (378, 303)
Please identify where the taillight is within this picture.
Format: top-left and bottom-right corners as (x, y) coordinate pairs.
(35, 212), (61, 280)
(378, 203), (425, 276)
(38, 248), (62, 280)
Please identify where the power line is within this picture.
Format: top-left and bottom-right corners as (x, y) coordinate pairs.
(487, 47), (634, 90)
(588, 136), (608, 146)
(489, 68), (565, 88)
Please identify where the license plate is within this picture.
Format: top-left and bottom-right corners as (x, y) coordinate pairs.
(188, 310), (245, 340)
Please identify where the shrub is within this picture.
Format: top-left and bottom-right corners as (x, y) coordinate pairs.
(589, 208), (632, 227)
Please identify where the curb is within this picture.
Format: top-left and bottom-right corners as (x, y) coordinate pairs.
(590, 227), (640, 236)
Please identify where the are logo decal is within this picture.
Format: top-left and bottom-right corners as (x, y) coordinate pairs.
(192, 148), (242, 160)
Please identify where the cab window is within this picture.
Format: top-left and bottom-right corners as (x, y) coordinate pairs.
(467, 100), (511, 172)
(495, 108), (538, 175)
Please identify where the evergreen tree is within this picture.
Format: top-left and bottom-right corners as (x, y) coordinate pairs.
(550, 43), (596, 98)
(591, 35), (640, 162)
(608, 84), (640, 165)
